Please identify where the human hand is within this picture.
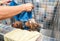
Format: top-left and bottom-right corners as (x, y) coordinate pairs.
(23, 3), (34, 11)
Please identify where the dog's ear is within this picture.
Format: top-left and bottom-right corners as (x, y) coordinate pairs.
(12, 21), (23, 29)
(19, 22), (23, 29)
(25, 21), (31, 28)
(12, 21), (20, 28)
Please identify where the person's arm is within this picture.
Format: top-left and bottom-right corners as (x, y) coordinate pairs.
(0, 5), (25, 20)
(0, 3), (33, 20)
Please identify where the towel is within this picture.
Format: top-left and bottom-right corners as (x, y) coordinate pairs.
(10, 0), (32, 22)
(4, 29), (42, 41)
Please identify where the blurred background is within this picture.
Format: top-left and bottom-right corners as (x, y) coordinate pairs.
(0, 0), (60, 41)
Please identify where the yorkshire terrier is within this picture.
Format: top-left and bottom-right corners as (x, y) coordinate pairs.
(12, 19), (42, 32)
